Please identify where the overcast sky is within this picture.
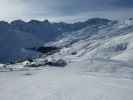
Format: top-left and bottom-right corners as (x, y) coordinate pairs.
(0, 0), (133, 22)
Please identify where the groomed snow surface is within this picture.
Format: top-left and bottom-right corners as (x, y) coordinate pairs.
(0, 61), (133, 100)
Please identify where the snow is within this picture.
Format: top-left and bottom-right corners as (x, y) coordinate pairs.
(0, 66), (133, 100)
(51, 20), (133, 65)
(1, 19), (133, 100)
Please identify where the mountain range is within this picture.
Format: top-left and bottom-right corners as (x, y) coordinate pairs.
(0, 18), (111, 63)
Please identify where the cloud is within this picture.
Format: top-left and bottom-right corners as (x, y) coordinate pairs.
(113, 0), (133, 8)
(25, 0), (112, 15)
(0, 0), (27, 20)
(23, 0), (133, 17)
(0, 0), (133, 21)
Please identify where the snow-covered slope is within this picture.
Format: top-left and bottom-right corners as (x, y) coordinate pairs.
(1, 19), (133, 100)
(0, 67), (133, 100)
(45, 19), (133, 75)
(2, 18), (133, 75)
(0, 18), (111, 63)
